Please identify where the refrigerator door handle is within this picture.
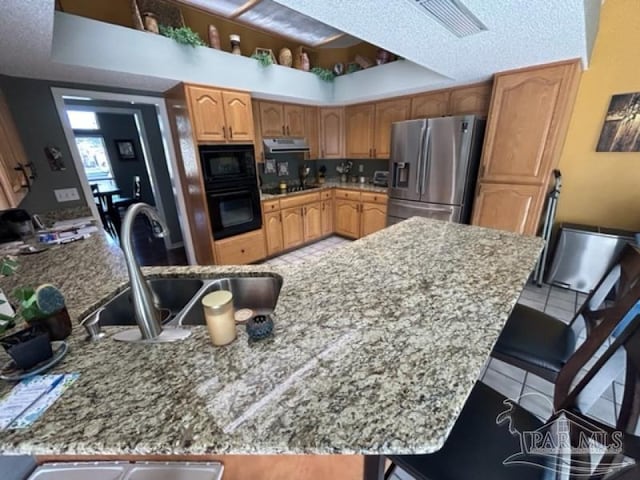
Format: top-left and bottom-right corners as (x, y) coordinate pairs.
(420, 126), (432, 195)
(415, 124), (427, 195)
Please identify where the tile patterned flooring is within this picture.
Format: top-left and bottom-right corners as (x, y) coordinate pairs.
(261, 236), (352, 266)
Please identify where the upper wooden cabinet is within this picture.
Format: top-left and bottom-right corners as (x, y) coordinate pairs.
(186, 85), (253, 143)
(0, 89), (29, 209)
(252, 99), (264, 162)
(478, 62), (581, 184)
(448, 83), (492, 115)
(345, 104), (375, 158)
(374, 98), (411, 158)
(284, 105), (305, 137)
(411, 91), (450, 119)
(304, 107), (320, 159)
(319, 107), (345, 158)
(259, 101), (285, 137)
(471, 183), (543, 235)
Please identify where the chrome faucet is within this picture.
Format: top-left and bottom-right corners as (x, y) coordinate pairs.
(121, 203), (167, 340)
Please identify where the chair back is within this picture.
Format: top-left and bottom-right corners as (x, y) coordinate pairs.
(90, 183), (99, 194)
(132, 176), (141, 200)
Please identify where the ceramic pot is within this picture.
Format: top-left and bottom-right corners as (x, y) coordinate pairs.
(142, 12), (159, 34)
(208, 24), (221, 49)
(32, 307), (72, 341)
(230, 34), (242, 55)
(333, 63), (344, 76)
(300, 52), (310, 72)
(278, 48), (293, 67)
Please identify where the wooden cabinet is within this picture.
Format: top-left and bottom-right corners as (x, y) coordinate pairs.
(471, 60), (581, 235)
(471, 183), (543, 235)
(361, 202), (388, 237)
(334, 198), (361, 239)
(259, 101), (285, 137)
(281, 207), (305, 249)
(373, 99), (411, 158)
(0, 89), (29, 209)
(321, 199), (333, 236)
(263, 210), (283, 256)
(303, 202), (322, 242)
(284, 105), (305, 137)
(411, 91), (450, 119)
(319, 108), (344, 158)
(345, 104), (375, 158)
(214, 229), (266, 265)
(304, 107), (320, 158)
(448, 83), (492, 115)
(186, 85), (253, 143)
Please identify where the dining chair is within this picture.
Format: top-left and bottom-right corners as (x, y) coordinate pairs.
(387, 273), (640, 480)
(113, 175), (142, 212)
(90, 183), (114, 235)
(491, 244), (640, 383)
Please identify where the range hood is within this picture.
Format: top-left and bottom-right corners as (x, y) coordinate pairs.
(263, 138), (310, 154)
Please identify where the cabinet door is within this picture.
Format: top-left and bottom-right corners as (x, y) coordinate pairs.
(186, 86), (226, 142)
(281, 206), (305, 249)
(319, 108), (344, 158)
(284, 104), (305, 137)
(305, 107), (320, 159)
(264, 211), (283, 256)
(410, 91), (450, 119)
(471, 182), (543, 235)
(259, 101), (285, 137)
(345, 104), (375, 158)
(252, 99), (264, 163)
(0, 89), (28, 207)
(334, 199), (360, 239)
(222, 91), (254, 142)
(448, 83), (492, 115)
(374, 99), (411, 158)
(360, 202), (388, 237)
(303, 202), (322, 242)
(479, 63), (578, 184)
(321, 199), (334, 236)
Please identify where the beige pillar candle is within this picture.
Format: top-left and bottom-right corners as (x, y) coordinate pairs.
(202, 290), (236, 346)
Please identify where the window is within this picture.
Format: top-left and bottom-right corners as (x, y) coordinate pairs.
(74, 136), (114, 181)
(67, 110), (99, 130)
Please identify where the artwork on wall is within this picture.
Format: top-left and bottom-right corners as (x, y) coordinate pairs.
(115, 140), (136, 160)
(264, 158), (276, 174)
(597, 92), (640, 152)
(44, 146), (66, 171)
(277, 161), (289, 177)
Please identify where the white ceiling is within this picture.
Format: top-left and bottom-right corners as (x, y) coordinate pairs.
(0, 0), (600, 97)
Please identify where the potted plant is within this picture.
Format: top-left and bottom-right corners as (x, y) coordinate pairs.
(158, 25), (205, 47)
(317, 165), (327, 184)
(13, 285), (71, 341)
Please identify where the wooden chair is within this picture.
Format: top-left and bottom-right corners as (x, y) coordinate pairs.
(387, 273), (640, 480)
(492, 244), (640, 382)
(90, 183), (114, 236)
(113, 175), (142, 212)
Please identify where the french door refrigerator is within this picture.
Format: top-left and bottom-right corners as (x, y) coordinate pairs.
(387, 115), (485, 225)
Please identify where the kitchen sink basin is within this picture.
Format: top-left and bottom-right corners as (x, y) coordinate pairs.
(178, 276), (283, 326)
(97, 278), (204, 326)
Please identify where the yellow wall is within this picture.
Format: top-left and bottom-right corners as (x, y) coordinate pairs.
(556, 0), (640, 230)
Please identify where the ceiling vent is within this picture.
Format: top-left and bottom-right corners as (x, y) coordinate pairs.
(409, 0), (487, 37)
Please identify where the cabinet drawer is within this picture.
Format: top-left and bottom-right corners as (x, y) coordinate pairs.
(361, 192), (388, 204)
(214, 229), (266, 265)
(279, 192), (321, 209)
(262, 199), (280, 212)
(320, 189), (333, 200)
(334, 189), (361, 201)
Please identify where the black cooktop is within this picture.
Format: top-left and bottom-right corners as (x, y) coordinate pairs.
(261, 185), (320, 195)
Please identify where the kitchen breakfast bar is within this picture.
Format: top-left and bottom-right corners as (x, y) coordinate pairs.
(0, 217), (542, 478)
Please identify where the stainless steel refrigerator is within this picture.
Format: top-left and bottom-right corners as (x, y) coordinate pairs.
(387, 115), (485, 225)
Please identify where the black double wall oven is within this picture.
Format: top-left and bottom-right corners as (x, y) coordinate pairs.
(199, 144), (262, 240)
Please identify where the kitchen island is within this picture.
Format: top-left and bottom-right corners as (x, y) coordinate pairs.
(0, 217), (542, 461)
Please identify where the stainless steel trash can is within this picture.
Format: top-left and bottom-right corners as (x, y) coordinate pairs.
(546, 223), (636, 293)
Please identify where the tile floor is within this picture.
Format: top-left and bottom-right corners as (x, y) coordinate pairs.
(261, 235), (352, 266)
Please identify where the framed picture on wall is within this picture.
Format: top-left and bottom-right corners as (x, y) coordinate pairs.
(115, 139), (136, 160)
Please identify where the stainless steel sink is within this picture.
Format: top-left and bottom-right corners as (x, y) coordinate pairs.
(98, 278), (204, 326)
(178, 276), (283, 326)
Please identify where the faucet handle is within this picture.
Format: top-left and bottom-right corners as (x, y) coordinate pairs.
(81, 307), (106, 341)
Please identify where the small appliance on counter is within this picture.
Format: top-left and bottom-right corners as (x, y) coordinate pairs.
(373, 171), (389, 187)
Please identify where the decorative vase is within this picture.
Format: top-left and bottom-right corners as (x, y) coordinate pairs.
(333, 63), (344, 76)
(230, 34), (242, 55)
(278, 48), (293, 67)
(208, 24), (221, 49)
(300, 52), (310, 72)
(142, 12), (159, 34)
(376, 49), (392, 65)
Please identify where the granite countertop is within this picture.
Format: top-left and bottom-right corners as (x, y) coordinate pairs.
(0, 218), (542, 456)
(260, 181), (387, 200)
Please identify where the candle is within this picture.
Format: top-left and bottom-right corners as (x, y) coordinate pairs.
(202, 290), (236, 346)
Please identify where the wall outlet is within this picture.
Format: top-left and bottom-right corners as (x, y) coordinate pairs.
(54, 188), (80, 202)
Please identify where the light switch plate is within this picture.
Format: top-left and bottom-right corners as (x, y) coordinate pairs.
(54, 188), (80, 202)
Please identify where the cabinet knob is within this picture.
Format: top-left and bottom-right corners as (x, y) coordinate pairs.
(241, 249), (245, 253)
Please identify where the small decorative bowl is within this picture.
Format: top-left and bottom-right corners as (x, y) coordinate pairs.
(246, 315), (274, 340)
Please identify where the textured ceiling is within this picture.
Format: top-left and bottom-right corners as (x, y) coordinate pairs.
(274, 0), (598, 80)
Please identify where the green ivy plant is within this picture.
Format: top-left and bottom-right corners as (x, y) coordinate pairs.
(251, 52), (274, 67)
(311, 67), (335, 82)
(159, 25), (205, 47)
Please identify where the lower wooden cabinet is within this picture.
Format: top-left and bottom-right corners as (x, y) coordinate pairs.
(214, 229), (266, 265)
(281, 207), (305, 249)
(263, 210), (283, 256)
(471, 182), (543, 235)
(303, 202), (322, 242)
(321, 199), (333, 236)
(334, 199), (361, 239)
(361, 202), (388, 237)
